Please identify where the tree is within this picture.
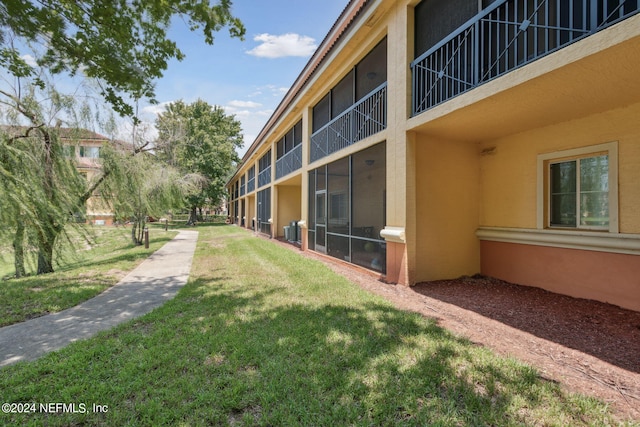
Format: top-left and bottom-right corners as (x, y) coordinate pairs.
(0, 79), (93, 275)
(100, 145), (192, 245)
(0, 65), (156, 275)
(0, 0), (245, 117)
(0, 1), (244, 275)
(98, 118), (199, 246)
(155, 99), (243, 224)
(0, 130), (35, 277)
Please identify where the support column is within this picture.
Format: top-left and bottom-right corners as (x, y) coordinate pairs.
(381, 2), (414, 285)
(270, 144), (276, 239)
(299, 107), (311, 251)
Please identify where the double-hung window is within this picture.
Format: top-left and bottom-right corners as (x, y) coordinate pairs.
(538, 142), (618, 232)
(79, 146), (100, 158)
(550, 155), (609, 229)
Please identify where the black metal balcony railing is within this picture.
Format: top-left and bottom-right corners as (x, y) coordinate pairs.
(310, 83), (387, 163)
(411, 0), (640, 115)
(247, 177), (255, 193)
(275, 144), (303, 179)
(258, 166), (271, 188)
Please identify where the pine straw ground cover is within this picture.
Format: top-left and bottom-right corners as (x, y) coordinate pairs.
(0, 224), (634, 426)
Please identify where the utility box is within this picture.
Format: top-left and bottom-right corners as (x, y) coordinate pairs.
(283, 226), (291, 241)
(289, 221), (298, 242)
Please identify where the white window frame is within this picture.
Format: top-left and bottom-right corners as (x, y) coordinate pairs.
(537, 142), (618, 233)
(79, 145), (100, 158)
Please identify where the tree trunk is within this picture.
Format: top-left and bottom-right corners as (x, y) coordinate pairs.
(131, 216), (146, 245)
(36, 128), (58, 275)
(131, 221), (138, 245)
(187, 205), (197, 225)
(137, 218), (145, 244)
(36, 233), (55, 274)
(12, 221), (26, 278)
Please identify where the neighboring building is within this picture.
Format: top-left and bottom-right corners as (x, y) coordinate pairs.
(227, 0), (640, 312)
(1, 126), (114, 225)
(61, 128), (114, 225)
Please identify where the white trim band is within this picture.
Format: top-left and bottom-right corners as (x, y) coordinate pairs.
(477, 227), (640, 255)
(380, 226), (406, 243)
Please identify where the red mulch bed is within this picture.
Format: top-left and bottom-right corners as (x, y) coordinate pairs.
(274, 239), (640, 422)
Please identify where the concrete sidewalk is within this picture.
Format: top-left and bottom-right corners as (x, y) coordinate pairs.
(0, 229), (198, 367)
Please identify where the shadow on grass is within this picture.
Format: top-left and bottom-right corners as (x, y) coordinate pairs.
(147, 221), (230, 232)
(413, 277), (640, 373)
(58, 235), (174, 271)
(0, 271), (614, 426)
(0, 273), (115, 327)
(0, 234), (177, 327)
(77, 274), (593, 426)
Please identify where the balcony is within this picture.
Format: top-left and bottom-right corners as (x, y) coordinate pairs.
(310, 83), (387, 163)
(247, 177), (255, 193)
(411, 0), (640, 116)
(275, 144), (302, 180)
(258, 166), (271, 188)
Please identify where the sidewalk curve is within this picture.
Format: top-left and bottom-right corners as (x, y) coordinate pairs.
(0, 229), (198, 367)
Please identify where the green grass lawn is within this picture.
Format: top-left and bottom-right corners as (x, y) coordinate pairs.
(0, 225), (177, 327)
(0, 224), (633, 426)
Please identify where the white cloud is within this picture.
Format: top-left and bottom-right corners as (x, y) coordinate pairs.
(141, 101), (173, 116)
(227, 100), (262, 109)
(21, 54), (37, 67)
(246, 33), (317, 58)
(225, 108), (272, 119)
(264, 84), (289, 96)
(225, 108), (251, 117)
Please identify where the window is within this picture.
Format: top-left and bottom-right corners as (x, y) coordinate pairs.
(538, 142), (618, 232)
(79, 146), (100, 158)
(550, 155), (609, 228)
(62, 145), (76, 157)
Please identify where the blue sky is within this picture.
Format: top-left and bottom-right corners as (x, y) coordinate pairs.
(139, 0), (348, 157)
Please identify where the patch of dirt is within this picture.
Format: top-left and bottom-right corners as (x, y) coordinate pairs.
(273, 239), (640, 422)
(105, 269), (128, 281)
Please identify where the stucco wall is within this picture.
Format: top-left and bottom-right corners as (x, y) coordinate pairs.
(482, 241), (640, 311)
(414, 135), (480, 281)
(276, 185), (302, 238)
(479, 101), (640, 234)
(246, 195), (256, 230)
(478, 101), (640, 310)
